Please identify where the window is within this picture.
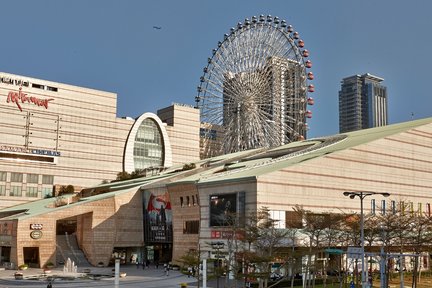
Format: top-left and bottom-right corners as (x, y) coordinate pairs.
(10, 173), (23, 182)
(270, 210), (286, 229)
(27, 174), (39, 184)
(26, 187), (38, 197)
(0, 172), (6, 182)
(371, 199), (376, 215)
(418, 203), (423, 215)
(10, 186), (22, 197)
(180, 197), (184, 207)
(183, 220), (199, 234)
(42, 175), (54, 184)
(192, 195), (196, 206)
(0, 185), (5, 196)
(427, 203), (431, 217)
(186, 196), (190, 207)
(381, 200), (386, 215)
(400, 201), (405, 215)
(42, 187), (53, 198)
(391, 200), (396, 214)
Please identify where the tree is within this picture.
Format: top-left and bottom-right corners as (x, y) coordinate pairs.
(58, 184), (74, 196)
(220, 207), (288, 288)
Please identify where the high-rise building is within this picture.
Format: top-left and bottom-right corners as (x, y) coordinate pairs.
(339, 73), (388, 133)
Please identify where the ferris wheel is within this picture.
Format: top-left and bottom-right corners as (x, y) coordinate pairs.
(196, 15), (314, 156)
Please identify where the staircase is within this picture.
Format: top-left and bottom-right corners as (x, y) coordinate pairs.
(56, 233), (90, 266)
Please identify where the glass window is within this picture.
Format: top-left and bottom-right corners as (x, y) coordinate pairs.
(270, 210), (286, 229)
(10, 173), (23, 182)
(180, 197), (184, 207)
(42, 175), (54, 184)
(0, 172), (6, 182)
(0, 185), (5, 196)
(391, 200), (396, 214)
(27, 174), (39, 184)
(133, 118), (164, 170)
(186, 196), (190, 206)
(42, 187), (53, 198)
(26, 187), (38, 197)
(371, 199), (376, 215)
(381, 200), (386, 215)
(183, 220), (199, 234)
(10, 186), (22, 197)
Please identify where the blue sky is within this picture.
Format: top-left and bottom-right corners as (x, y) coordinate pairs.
(1, 0), (431, 138)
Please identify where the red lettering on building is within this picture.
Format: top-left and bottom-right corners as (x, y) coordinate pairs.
(6, 87), (53, 112)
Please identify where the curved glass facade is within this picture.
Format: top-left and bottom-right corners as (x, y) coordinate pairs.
(133, 118), (164, 169)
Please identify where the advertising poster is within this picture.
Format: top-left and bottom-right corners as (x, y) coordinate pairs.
(143, 190), (173, 243)
(209, 193), (237, 226)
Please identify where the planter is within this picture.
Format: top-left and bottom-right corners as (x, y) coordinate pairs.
(14, 272), (23, 280)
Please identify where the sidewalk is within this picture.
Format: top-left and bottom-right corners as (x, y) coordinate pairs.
(0, 264), (198, 287)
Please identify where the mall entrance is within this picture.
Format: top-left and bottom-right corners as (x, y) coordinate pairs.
(23, 247), (39, 268)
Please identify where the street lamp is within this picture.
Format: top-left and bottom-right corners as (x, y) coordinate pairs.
(343, 191), (390, 288)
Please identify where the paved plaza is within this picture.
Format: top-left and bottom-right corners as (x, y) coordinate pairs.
(0, 264), (202, 288)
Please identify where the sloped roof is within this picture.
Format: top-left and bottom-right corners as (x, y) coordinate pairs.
(1, 117), (431, 219)
(186, 117), (432, 185)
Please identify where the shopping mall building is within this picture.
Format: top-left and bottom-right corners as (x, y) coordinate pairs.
(0, 72), (432, 270)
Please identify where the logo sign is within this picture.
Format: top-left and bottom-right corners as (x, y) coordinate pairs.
(30, 230), (43, 239)
(30, 224), (43, 230)
(7, 87), (54, 112)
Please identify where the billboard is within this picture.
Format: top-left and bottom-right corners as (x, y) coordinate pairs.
(143, 190), (172, 243)
(209, 193), (237, 226)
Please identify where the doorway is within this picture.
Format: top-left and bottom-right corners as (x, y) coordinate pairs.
(23, 247), (39, 268)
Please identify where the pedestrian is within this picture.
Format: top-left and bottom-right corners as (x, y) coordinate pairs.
(155, 261), (159, 269)
(142, 260), (145, 270)
(136, 258), (139, 269)
(187, 266), (192, 278)
(47, 281), (52, 288)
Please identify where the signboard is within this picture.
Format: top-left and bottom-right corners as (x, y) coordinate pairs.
(0, 146), (60, 157)
(30, 224), (43, 230)
(143, 191), (172, 243)
(30, 230), (43, 239)
(7, 87), (54, 112)
(347, 247), (362, 259)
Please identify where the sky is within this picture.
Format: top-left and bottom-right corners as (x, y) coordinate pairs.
(1, 0), (431, 138)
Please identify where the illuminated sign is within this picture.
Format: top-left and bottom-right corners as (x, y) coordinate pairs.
(0, 145), (60, 157)
(7, 87), (53, 112)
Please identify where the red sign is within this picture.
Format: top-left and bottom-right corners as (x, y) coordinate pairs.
(7, 87), (53, 112)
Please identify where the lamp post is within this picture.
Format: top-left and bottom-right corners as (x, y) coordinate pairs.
(343, 191), (390, 288)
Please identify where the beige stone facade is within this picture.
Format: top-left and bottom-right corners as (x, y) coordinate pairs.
(157, 104), (200, 167)
(0, 72), (132, 208)
(0, 74), (431, 271)
(0, 72), (201, 210)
